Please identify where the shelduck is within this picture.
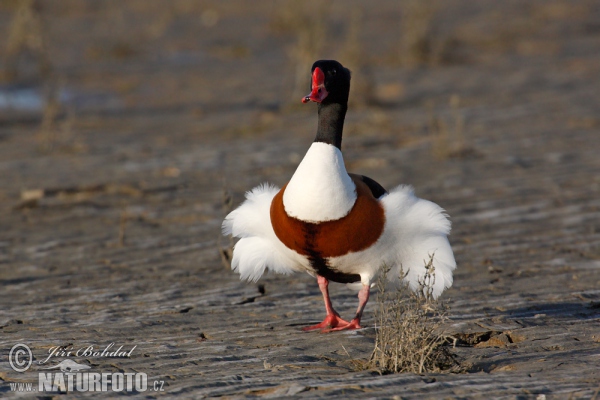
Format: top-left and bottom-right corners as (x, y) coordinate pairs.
(223, 60), (456, 332)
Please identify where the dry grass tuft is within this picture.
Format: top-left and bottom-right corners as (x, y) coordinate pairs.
(398, 0), (464, 67)
(359, 254), (460, 374)
(35, 76), (62, 152)
(4, 0), (82, 154)
(34, 71), (85, 155)
(430, 95), (481, 160)
(4, 0), (52, 82)
(398, 0), (437, 67)
(338, 8), (376, 107)
(270, 0), (329, 105)
(271, 3), (376, 108)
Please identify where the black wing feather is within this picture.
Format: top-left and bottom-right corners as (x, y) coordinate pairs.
(354, 174), (387, 199)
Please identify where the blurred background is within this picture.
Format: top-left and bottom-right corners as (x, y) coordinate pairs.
(1, 0), (599, 173)
(1, 0), (599, 262)
(1, 0), (600, 396)
(1, 0), (599, 209)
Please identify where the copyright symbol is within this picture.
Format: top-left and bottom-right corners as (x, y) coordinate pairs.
(9, 344), (32, 372)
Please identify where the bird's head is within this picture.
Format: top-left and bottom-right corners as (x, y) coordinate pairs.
(302, 60), (351, 105)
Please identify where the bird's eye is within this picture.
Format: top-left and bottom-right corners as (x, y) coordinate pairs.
(331, 69), (337, 76)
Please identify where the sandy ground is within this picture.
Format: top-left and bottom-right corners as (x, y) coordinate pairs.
(1, 0), (600, 398)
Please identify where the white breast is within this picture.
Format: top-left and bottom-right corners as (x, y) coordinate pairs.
(283, 142), (356, 222)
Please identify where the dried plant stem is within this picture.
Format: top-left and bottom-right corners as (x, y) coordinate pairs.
(361, 254), (458, 374)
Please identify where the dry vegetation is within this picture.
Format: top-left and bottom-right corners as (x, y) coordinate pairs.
(4, 0), (76, 153)
(398, 0), (438, 67)
(397, 0), (463, 67)
(270, 0), (329, 104)
(357, 255), (459, 374)
(270, 2), (377, 108)
(430, 95), (481, 160)
(4, 0), (51, 82)
(337, 8), (376, 107)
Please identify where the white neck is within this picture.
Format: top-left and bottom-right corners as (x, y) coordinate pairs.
(283, 142), (356, 222)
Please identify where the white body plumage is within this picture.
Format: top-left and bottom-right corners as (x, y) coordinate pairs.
(222, 143), (456, 298)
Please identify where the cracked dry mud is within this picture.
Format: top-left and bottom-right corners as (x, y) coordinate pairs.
(1, 1), (599, 398)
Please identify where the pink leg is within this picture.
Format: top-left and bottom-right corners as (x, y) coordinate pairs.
(302, 275), (351, 331)
(325, 284), (370, 332)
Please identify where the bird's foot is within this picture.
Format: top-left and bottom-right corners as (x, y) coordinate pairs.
(321, 318), (362, 333)
(302, 314), (351, 332)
